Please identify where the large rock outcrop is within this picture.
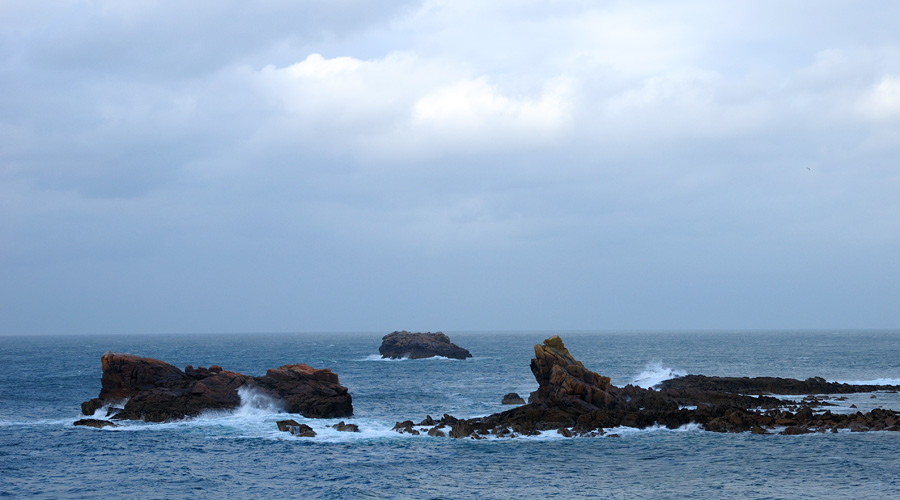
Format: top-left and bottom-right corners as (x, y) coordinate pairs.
(378, 331), (472, 360)
(393, 335), (900, 438)
(80, 352), (352, 422)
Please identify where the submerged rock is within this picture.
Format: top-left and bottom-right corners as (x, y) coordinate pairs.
(332, 421), (360, 432)
(73, 419), (117, 429)
(80, 352), (352, 422)
(276, 419), (316, 437)
(378, 331), (472, 360)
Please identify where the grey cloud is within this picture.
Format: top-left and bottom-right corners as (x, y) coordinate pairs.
(7, 0), (421, 78)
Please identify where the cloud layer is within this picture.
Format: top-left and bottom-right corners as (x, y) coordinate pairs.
(2, 0), (900, 334)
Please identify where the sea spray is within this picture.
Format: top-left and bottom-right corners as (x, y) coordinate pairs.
(631, 361), (687, 389)
(235, 386), (285, 415)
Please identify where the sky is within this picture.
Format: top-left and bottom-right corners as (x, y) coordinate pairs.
(2, 0), (900, 335)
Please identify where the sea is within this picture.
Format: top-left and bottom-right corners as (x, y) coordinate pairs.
(2, 330), (900, 499)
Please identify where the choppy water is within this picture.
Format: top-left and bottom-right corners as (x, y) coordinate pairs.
(2, 330), (900, 499)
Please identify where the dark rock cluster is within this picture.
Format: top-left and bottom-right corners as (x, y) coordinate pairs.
(76, 334), (900, 439)
(378, 331), (472, 360)
(392, 335), (900, 438)
(79, 352), (352, 422)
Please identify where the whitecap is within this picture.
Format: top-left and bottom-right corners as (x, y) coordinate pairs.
(361, 354), (405, 361)
(630, 361), (686, 389)
(833, 378), (900, 386)
(360, 354), (455, 361)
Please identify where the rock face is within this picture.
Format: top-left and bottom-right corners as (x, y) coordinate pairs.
(80, 352), (352, 422)
(378, 331), (472, 360)
(528, 335), (617, 410)
(393, 335), (900, 438)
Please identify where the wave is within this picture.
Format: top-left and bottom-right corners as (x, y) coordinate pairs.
(630, 361), (686, 389)
(833, 378), (900, 386)
(361, 354), (454, 361)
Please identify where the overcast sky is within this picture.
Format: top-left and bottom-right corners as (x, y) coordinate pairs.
(2, 1), (899, 335)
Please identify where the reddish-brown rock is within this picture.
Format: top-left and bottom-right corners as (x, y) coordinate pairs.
(529, 335), (616, 408)
(80, 352), (352, 422)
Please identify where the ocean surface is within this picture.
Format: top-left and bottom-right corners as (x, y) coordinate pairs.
(2, 330), (900, 499)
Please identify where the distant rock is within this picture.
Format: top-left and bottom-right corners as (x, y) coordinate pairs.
(80, 352), (352, 422)
(501, 393), (525, 405)
(73, 419), (117, 429)
(378, 331), (472, 360)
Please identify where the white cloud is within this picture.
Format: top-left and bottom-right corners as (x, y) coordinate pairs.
(410, 76), (573, 146)
(250, 53), (574, 159)
(858, 75), (900, 122)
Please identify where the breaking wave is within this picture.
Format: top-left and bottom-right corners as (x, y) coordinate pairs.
(361, 354), (453, 361)
(833, 378), (900, 386)
(630, 361), (686, 389)
(235, 386), (285, 415)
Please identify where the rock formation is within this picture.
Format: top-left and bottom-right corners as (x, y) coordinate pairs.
(393, 335), (900, 438)
(501, 393), (525, 405)
(378, 331), (472, 359)
(276, 419), (316, 437)
(80, 352), (352, 423)
(332, 421), (360, 432)
(73, 419), (117, 429)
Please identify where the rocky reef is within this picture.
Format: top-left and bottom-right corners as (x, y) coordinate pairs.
(80, 352), (352, 422)
(378, 331), (472, 360)
(394, 335), (900, 438)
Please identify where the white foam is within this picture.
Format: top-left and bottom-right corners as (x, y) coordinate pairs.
(361, 354), (454, 361)
(630, 361), (686, 389)
(90, 399), (127, 419)
(833, 378), (900, 386)
(602, 422), (703, 436)
(0, 417), (76, 427)
(361, 354), (405, 361)
(235, 386), (285, 415)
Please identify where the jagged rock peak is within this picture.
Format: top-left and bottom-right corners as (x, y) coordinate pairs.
(529, 335), (616, 408)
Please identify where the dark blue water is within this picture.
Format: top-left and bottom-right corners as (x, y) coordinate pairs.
(2, 331), (900, 499)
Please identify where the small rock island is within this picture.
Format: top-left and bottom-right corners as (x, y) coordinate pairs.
(79, 352), (352, 422)
(378, 331), (472, 360)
